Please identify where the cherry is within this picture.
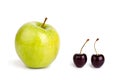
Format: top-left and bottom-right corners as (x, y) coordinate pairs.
(73, 39), (89, 68)
(91, 38), (105, 68)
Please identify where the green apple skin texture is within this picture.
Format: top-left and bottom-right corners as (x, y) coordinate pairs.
(15, 22), (60, 68)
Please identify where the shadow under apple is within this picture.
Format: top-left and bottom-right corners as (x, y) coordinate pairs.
(12, 60), (26, 69)
(12, 60), (50, 69)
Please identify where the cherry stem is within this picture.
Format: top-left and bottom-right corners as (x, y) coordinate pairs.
(80, 39), (89, 54)
(41, 17), (47, 28)
(94, 38), (99, 55)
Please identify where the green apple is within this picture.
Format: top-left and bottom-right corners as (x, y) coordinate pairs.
(15, 18), (60, 68)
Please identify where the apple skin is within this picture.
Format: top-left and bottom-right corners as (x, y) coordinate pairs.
(15, 21), (60, 68)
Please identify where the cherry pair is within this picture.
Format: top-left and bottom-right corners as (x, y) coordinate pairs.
(73, 38), (105, 68)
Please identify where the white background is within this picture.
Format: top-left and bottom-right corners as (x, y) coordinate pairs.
(0, 0), (120, 80)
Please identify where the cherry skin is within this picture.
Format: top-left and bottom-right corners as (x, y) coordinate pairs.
(91, 54), (105, 68)
(73, 53), (87, 67)
(73, 39), (89, 68)
(91, 38), (105, 68)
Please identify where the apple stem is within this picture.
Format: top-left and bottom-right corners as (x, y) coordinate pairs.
(80, 39), (89, 54)
(94, 38), (99, 55)
(41, 17), (48, 28)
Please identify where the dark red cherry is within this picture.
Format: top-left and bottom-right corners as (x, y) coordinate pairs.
(91, 38), (105, 68)
(73, 39), (89, 68)
(91, 54), (105, 68)
(73, 53), (87, 67)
